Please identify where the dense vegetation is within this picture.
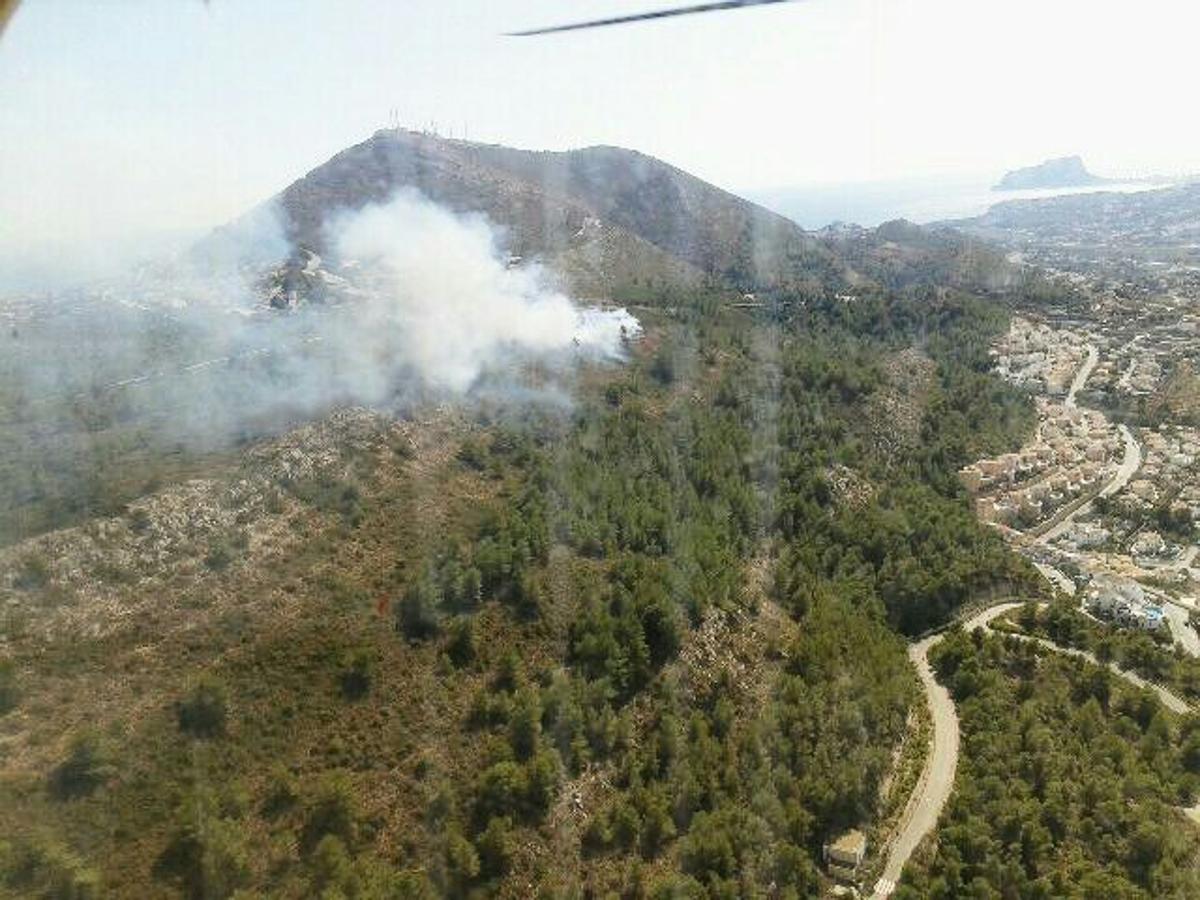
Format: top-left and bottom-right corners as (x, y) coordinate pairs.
(900, 628), (1200, 899)
(999, 600), (1200, 704)
(0, 265), (1046, 898)
(770, 288), (1038, 633)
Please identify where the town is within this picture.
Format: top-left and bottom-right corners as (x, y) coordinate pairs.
(957, 192), (1200, 651)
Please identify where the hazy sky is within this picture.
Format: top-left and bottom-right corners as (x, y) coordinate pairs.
(2, 0), (1198, 274)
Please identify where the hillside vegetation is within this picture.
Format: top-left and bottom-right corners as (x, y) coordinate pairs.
(900, 629), (1200, 899)
(0, 270), (1039, 897)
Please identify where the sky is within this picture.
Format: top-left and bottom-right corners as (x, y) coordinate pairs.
(1, 0), (1198, 282)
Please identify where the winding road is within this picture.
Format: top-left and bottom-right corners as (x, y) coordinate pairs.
(1065, 344), (1098, 409)
(874, 340), (1195, 895)
(874, 339), (1200, 894)
(1027, 348), (1198, 658)
(871, 599), (1193, 897)
(1031, 345), (1142, 594)
(967, 603), (1189, 713)
(1040, 423), (1141, 544)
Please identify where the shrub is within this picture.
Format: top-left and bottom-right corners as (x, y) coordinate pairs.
(339, 649), (374, 701)
(308, 835), (354, 894)
(638, 790), (677, 858)
(524, 750), (561, 820)
(128, 507), (152, 533)
(474, 762), (527, 824)
(456, 438), (488, 471)
(176, 676), (229, 738)
(475, 817), (513, 879)
(301, 773), (359, 854)
(647, 874), (706, 899)
(49, 731), (113, 800)
(154, 789), (249, 900)
(0, 658), (18, 715)
(507, 689), (541, 760)
(203, 543), (233, 572)
(582, 815), (609, 855)
(679, 808), (763, 886)
(443, 826), (480, 894)
(290, 475), (363, 526)
(261, 766), (298, 820)
(650, 348), (676, 386)
(204, 535), (246, 571)
(492, 652), (525, 693)
(610, 799), (642, 851)
(467, 687), (512, 730)
(397, 576), (441, 640)
(445, 617), (476, 668)
(0, 836), (100, 899)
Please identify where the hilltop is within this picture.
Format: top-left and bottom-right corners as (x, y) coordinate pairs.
(217, 129), (1030, 312)
(268, 129), (845, 299)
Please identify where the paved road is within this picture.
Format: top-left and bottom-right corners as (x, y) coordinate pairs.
(1142, 553), (1200, 659)
(1036, 346), (1140, 546)
(1170, 545), (1200, 572)
(1162, 600), (1200, 659)
(1116, 334), (1149, 394)
(1101, 424), (1142, 499)
(1034, 561), (1076, 596)
(964, 601), (1024, 631)
(872, 635), (961, 899)
(877, 340), (1200, 893)
(1065, 344), (1098, 408)
(873, 605), (1020, 898)
(1002, 627), (1189, 713)
(877, 342), (1180, 893)
(1041, 423), (1141, 544)
(873, 599), (1192, 896)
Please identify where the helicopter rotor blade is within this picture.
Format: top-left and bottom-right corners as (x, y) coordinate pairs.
(508, 0), (799, 37)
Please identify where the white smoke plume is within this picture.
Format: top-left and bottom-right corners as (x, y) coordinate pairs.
(1, 190), (642, 457)
(328, 191), (640, 392)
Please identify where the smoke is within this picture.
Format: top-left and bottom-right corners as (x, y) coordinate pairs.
(327, 191), (640, 392)
(1, 190), (641, 457)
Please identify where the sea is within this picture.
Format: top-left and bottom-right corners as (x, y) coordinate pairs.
(746, 173), (1168, 231)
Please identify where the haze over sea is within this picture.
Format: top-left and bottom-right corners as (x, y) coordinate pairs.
(748, 174), (1168, 230)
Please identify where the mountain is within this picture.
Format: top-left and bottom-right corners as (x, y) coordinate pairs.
(993, 155), (1106, 191)
(1, 129), (1073, 900)
(270, 129), (846, 298)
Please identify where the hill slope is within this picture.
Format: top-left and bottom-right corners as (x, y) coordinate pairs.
(273, 129), (845, 296)
(0, 132), (1058, 900)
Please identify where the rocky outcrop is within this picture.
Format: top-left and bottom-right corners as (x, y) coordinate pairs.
(994, 156), (1105, 191)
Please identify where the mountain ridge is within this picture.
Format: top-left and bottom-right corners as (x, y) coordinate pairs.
(269, 128), (847, 298)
